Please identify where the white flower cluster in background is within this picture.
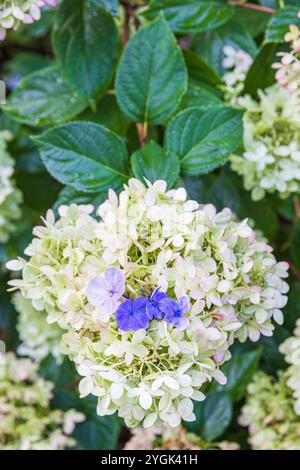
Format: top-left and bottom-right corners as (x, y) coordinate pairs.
(230, 84), (300, 200)
(0, 130), (22, 243)
(239, 371), (300, 450)
(13, 293), (63, 364)
(273, 23), (300, 99)
(280, 319), (300, 415)
(7, 179), (289, 428)
(240, 321), (300, 450)
(0, 351), (84, 450)
(221, 45), (253, 104)
(0, 0), (57, 40)
(124, 424), (239, 450)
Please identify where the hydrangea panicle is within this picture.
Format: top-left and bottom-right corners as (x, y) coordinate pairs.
(124, 424), (239, 450)
(0, 1), (57, 40)
(0, 130), (22, 242)
(230, 84), (300, 200)
(221, 45), (253, 104)
(0, 351), (84, 450)
(240, 319), (300, 450)
(13, 293), (63, 364)
(7, 179), (289, 427)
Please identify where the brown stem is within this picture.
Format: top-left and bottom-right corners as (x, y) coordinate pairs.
(293, 196), (300, 219)
(136, 123), (148, 146)
(228, 1), (276, 14)
(123, 8), (130, 46)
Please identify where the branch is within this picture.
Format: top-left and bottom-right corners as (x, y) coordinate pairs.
(136, 123), (148, 146)
(228, 1), (276, 14)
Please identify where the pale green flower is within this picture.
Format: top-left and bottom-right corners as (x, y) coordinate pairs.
(221, 45), (253, 104)
(7, 179), (289, 427)
(124, 424), (239, 450)
(230, 84), (300, 200)
(239, 371), (300, 450)
(13, 293), (63, 364)
(0, 351), (84, 450)
(241, 319), (300, 450)
(280, 319), (300, 415)
(0, 130), (22, 243)
(0, 1), (57, 40)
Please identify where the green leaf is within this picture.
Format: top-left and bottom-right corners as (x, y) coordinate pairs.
(88, 0), (119, 15)
(32, 121), (129, 193)
(283, 282), (300, 333)
(290, 219), (300, 270)
(144, 0), (234, 33)
(116, 15), (187, 125)
(12, 136), (45, 174)
(16, 171), (61, 212)
(52, 0), (118, 104)
(191, 21), (258, 74)
(261, 327), (291, 375)
(232, 8), (271, 38)
(53, 186), (107, 213)
(180, 82), (223, 110)
(183, 49), (221, 86)
(51, 389), (120, 450)
(265, 6), (300, 43)
(185, 392), (232, 440)
(131, 140), (180, 188)
(212, 350), (261, 402)
(3, 52), (52, 78)
(165, 106), (243, 175)
(40, 356), (77, 392)
(74, 397), (120, 450)
(242, 44), (277, 97)
(2, 66), (86, 127)
(79, 95), (129, 136)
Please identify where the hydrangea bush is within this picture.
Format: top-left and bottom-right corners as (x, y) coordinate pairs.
(0, 130), (22, 242)
(0, 351), (84, 449)
(1, 0), (300, 451)
(124, 424), (239, 450)
(240, 320), (300, 450)
(13, 293), (63, 364)
(230, 84), (300, 201)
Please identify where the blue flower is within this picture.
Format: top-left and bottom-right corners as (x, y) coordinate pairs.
(159, 296), (190, 330)
(115, 297), (149, 331)
(146, 288), (168, 320)
(86, 267), (125, 314)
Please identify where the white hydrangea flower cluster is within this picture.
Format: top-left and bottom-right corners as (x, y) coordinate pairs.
(0, 351), (84, 450)
(273, 23), (300, 98)
(280, 319), (300, 415)
(13, 293), (63, 364)
(124, 424), (239, 450)
(0, 130), (22, 243)
(221, 45), (253, 104)
(240, 320), (300, 450)
(239, 371), (300, 450)
(230, 84), (300, 200)
(0, 0), (57, 40)
(7, 179), (289, 428)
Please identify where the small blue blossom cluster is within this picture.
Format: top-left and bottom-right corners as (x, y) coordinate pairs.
(86, 268), (190, 332)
